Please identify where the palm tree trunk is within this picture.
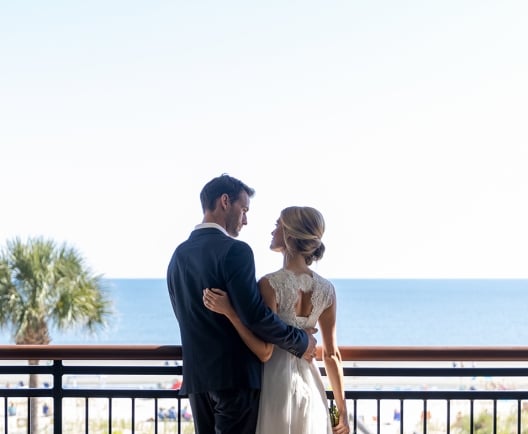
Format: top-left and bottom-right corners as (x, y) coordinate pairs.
(29, 359), (40, 434)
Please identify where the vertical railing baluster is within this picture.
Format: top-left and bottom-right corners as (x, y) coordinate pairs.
(4, 398), (8, 434)
(517, 399), (521, 434)
(154, 397), (159, 434)
(353, 399), (357, 434)
(177, 395), (182, 434)
(108, 398), (112, 433)
(492, 399), (497, 434)
(131, 397), (136, 434)
(85, 397), (89, 434)
(376, 399), (380, 434)
(52, 360), (63, 434)
(423, 399), (427, 434)
(469, 400), (474, 434)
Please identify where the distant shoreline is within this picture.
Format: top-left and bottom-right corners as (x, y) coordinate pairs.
(3, 359), (528, 391)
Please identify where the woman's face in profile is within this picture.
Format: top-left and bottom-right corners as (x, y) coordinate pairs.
(270, 218), (286, 252)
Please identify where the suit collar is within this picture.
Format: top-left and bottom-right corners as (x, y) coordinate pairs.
(194, 222), (229, 236)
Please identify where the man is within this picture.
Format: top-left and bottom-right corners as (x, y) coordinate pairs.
(167, 174), (317, 434)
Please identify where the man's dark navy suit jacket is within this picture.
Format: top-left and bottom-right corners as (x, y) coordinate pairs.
(167, 227), (308, 395)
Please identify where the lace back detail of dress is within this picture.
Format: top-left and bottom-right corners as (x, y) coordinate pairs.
(266, 269), (335, 329)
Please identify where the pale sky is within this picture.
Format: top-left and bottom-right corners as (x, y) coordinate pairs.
(1, 1), (527, 279)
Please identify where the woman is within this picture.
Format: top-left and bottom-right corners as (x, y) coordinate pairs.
(203, 206), (349, 434)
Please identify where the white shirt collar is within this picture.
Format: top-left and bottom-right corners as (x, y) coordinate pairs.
(194, 222), (229, 237)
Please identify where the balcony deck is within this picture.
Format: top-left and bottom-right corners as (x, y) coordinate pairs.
(2, 345), (528, 433)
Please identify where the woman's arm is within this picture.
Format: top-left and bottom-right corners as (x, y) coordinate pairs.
(319, 300), (350, 433)
(203, 287), (273, 362)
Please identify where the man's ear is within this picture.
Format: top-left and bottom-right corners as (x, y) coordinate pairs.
(219, 193), (230, 210)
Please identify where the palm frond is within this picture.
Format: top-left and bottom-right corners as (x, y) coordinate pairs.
(0, 236), (113, 344)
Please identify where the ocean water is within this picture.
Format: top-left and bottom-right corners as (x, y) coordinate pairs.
(1, 279), (528, 346)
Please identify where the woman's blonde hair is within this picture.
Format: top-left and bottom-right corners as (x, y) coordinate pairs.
(279, 206), (326, 265)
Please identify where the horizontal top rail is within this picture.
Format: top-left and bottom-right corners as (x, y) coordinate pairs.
(0, 345), (182, 360)
(3, 345), (528, 361)
(339, 346), (528, 361)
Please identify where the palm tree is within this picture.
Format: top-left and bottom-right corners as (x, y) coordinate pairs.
(0, 236), (113, 433)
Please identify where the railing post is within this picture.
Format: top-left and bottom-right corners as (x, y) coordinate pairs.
(52, 360), (63, 434)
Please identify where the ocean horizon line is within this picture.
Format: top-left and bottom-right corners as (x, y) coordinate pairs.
(103, 277), (528, 281)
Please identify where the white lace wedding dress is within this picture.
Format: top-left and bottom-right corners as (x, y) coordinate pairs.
(256, 269), (335, 434)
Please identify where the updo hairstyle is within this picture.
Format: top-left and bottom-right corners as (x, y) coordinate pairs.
(279, 206), (326, 265)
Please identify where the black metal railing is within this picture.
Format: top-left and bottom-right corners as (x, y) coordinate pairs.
(2, 345), (528, 434)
